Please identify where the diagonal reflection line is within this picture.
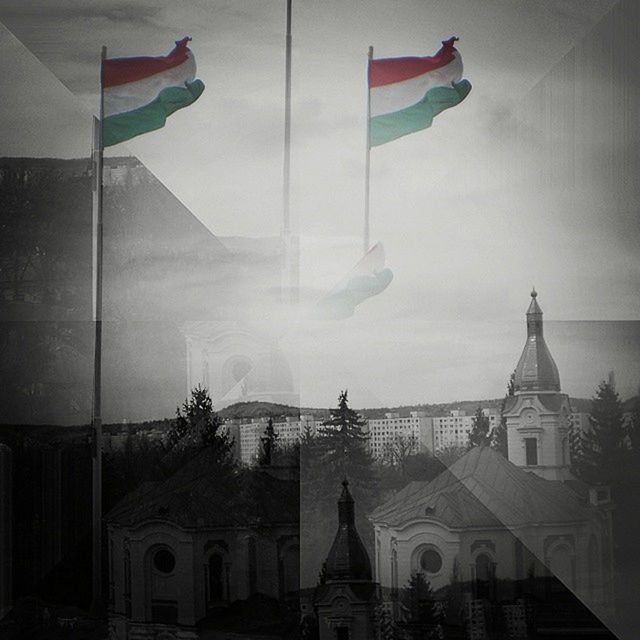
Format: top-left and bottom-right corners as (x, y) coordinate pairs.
(437, 451), (622, 639)
(0, 17), (226, 251)
(0, 17), (99, 116)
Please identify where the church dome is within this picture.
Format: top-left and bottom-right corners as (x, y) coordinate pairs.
(514, 289), (561, 393)
(325, 480), (372, 582)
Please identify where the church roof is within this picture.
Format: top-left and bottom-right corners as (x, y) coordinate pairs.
(106, 447), (298, 529)
(514, 289), (561, 393)
(324, 480), (372, 582)
(503, 392), (567, 416)
(369, 446), (594, 530)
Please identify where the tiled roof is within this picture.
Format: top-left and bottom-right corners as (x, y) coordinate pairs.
(106, 447), (299, 529)
(369, 446), (594, 529)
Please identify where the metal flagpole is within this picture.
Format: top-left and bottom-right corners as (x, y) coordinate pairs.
(364, 46), (373, 255)
(282, 0), (298, 303)
(283, 0), (292, 239)
(90, 44), (106, 617)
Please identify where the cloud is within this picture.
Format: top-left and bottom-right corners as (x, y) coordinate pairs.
(0, 1), (162, 25)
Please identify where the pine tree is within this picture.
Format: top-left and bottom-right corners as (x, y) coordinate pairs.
(375, 602), (397, 640)
(400, 572), (442, 640)
(300, 391), (377, 589)
(165, 385), (234, 469)
(467, 406), (492, 449)
(259, 417), (279, 465)
(493, 370), (515, 457)
(579, 380), (629, 486)
(318, 390), (372, 474)
(568, 416), (585, 475)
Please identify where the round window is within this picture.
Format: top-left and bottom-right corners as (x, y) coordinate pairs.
(420, 548), (442, 574)
(153, 549), (176, 574)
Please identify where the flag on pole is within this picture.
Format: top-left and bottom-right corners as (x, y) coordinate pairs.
(369, 37), (471, 147)
(317, 242), (393, 320)
(102, 37), (205, 147)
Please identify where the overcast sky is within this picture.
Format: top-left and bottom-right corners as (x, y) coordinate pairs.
(1, 0), (638, 409)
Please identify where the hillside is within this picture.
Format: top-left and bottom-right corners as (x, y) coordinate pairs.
(217, 397), (594, 420)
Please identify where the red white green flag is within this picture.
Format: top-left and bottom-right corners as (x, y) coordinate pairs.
(369, 37), (471, 147)
(102, 37), (205, 147)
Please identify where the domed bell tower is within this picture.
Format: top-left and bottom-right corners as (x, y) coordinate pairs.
(503, 290), (573, 480)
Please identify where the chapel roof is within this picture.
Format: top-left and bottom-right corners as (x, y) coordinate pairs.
(369, 446), (594, 530)
(106, 446), (298, 529)
(324, 480), (372, 582)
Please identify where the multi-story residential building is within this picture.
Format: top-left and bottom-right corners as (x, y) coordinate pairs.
(570, 412), (592, 436)
(433, 408), (499, 450)
(235, 415), (320, 465)
(366, 411), (434, 460)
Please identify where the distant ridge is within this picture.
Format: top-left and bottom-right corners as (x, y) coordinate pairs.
(217, 397), (595, 421)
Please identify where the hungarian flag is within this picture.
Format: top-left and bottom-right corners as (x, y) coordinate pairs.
(102, 37), (205, 147)
(317, 242), (393, 320)
(369, 37), (471, 147)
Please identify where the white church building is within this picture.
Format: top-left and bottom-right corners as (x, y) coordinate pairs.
(370, 290), (614, 621)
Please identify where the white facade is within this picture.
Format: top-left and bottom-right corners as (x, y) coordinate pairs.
(505, 394), (572, 481)
(371, 446), (615, 622)
(107, 519), (298, 639)
(367, 411), (434, 460)
(432, 408), (499, 450)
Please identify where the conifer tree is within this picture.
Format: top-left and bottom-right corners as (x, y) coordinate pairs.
(467, 406), (492, 448)
(165, 385), (234, 469)
(400, 572), (442, 640)
(375, 602), (396, 640)
(579, 380), (628, 486)
(493, 370), (515, 457)
(318, 390), (371, 473)
(301, 391), (377, 588)
(259, 417), (279, 465)
(568, 416), (585, 475)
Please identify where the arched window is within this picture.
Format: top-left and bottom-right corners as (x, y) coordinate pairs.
(123, 544), (131, 618)
(525, 438), (538, 465)
(209, 553), (224, 602)
(391, 549), (398, 593)
(587, 536), (599, 599)
(476, 553), (493, 582)
(147, 545), (178, 624)
(280, 543), (299, 597)
(247, 537), (257, 595)
(548, 543), (574, 589)
(204, 541), (230, 606)
(474, 553), (496, 600)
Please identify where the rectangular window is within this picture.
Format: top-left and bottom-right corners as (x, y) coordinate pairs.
(525, 438), (538, 466)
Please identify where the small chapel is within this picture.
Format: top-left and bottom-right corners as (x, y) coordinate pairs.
(370, 290), (615, 626)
